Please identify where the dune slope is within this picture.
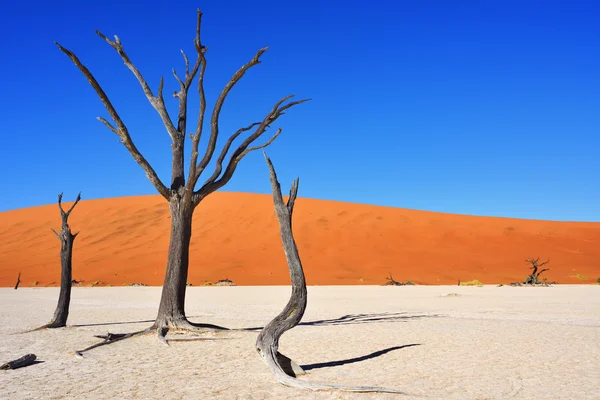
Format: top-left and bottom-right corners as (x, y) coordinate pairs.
(0, 193), (598, 286)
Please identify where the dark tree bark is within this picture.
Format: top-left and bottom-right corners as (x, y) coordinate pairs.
(55, 9), (309, 353)
(256, 153), (404, 394)
(0, 354), (37, 370)
(38, 193), (81, 330)
(153, 197), (193, 328)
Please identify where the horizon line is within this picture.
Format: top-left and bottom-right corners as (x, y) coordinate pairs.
(1, 191), (599, 224)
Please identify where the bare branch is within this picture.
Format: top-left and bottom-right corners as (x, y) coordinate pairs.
(94, 31), (179, 141)
(57, 192), (65, 216)
(245, 128), (282, 154)
(191, 46), (269, 183)
(186, 9), (208, 194)
(172, 68), (184, 89)
(51, 228), (61, 239)
(55, 41), (170, 199)
(169, 9), (204, 193)
(65, 192), (82, 216)
(193, 96), (310, 200)
(181, 49), (190, 76)
(199, 122), (261, 187)
(262, 150), (298, 215)
(97, 117), (119, 135)
(287, 178), (299, 214)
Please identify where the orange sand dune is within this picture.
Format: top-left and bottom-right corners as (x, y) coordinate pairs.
(0, 193), (598, 287)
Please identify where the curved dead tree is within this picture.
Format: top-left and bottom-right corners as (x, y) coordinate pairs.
(35, 193), (81, 330)
(55, 9), (309, 355)
(256, 153), (404, 394)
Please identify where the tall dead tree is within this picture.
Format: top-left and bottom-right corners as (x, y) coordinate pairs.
(523, 257), (550, 285)
(256, 153), (403, 394)
(56, 9), (308, 351)
(38, 193), (81, 330)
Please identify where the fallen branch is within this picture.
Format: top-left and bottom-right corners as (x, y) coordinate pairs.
(256, 152), (404, 394)
(1, 354), (37, 370)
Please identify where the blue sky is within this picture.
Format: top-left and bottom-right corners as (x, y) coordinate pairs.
(1, 0), (598, 221)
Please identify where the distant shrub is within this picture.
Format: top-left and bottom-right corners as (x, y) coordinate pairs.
(596, 277), (600, 284)
(460, 279), (484, 286)
(575, 274), (587, 280)
(32, 281), (38, 286)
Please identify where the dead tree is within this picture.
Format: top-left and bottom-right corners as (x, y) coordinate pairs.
(383, 273), (402, 286)
(56, 9), (309, 354)
(14, 272), (21, 290)
(524, 258), (550, 285)
(33, 193), (81, 330)
(256, 153), (403, 394)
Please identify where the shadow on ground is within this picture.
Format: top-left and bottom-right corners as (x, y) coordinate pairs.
(300, 344), (421, 371)
(68, 315), (206, 328)
(242, 312), (443, 331)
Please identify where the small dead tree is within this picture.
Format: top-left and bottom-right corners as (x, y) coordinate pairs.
(33, 193), (81, 330)
(256, 153), (403, 394)
(56, 9), (308, 354)
(524, 257), (550, 285)
(382, 273), (414, 286)
(14, 272), (21, 290)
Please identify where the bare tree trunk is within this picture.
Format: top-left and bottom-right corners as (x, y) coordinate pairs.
(154, 197), (193, 328)
(38, 193), (81, 330)
(49, 230), (75, 327)
(14, 272), (21, 290)
(256, 153), (404, 394)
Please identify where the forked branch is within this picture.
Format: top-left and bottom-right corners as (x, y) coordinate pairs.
(193, 96), (310, 202)
(95, 31), (178, 141)
(54, 42), (170, 199)
(190, 46), (269, 184)
(256, 153), (404, 394)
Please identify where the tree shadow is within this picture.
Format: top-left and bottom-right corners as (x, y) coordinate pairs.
(301, 312), (442, 327)
(300, 344), (420, 371)
(70, 315), (202, 328)
(70, 312), (441, 331)
(70, 319), (156, 328)
(242, 312), (443, 331)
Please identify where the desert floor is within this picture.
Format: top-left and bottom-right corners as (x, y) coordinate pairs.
(1, 193), (599, 287)
(0, 285), (598, 399)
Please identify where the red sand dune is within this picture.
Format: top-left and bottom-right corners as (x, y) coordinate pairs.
(0, 193), (598, 287)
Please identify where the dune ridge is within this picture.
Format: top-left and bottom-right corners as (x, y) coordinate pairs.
(0, 192), (598, 287)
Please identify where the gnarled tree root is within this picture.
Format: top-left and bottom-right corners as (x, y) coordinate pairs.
(22, 319), (69, 333)
(258, 347), (405, 393)
(72, 319), (234, 357)
(257, 153), (405, 394)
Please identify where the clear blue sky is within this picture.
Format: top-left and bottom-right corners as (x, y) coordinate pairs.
(1, 0), (598, 221)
